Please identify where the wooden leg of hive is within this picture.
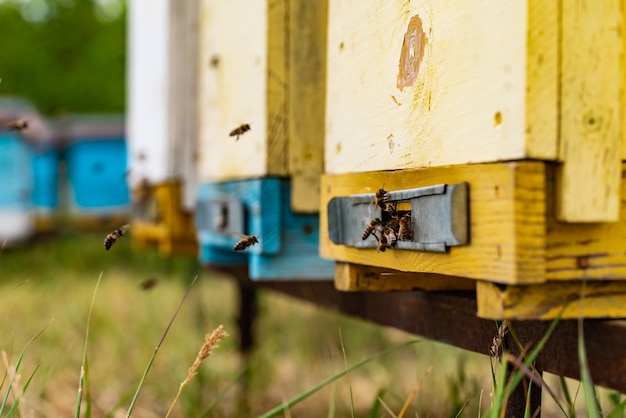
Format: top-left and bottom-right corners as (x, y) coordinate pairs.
(236, 278), (257, 417)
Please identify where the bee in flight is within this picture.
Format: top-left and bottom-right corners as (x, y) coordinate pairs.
(234, 234), (259, 252)
(362, 218), (383, 240)
(104, 224), (130, 251)
(398, 213), (413, 241)
(7, 119), (28, 131)
(139, 277), (158, 291)
(229, 123), (251, 141)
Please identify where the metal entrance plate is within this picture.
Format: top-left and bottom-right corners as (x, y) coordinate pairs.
(327, 183), (469, 253)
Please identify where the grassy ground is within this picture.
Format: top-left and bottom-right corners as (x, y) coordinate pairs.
(0, 227), (622, 417)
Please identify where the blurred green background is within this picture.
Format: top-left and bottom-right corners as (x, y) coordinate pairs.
(0, 0), (126, 115)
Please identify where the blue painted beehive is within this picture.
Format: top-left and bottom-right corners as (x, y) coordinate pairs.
(196, 178), (333, 280)
(63, 115), (130, 216)
(0, 130), (35, 243)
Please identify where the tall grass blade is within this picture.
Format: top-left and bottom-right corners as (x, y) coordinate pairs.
(5, 360), (41, 418)
(126, 275), (198, 418)
(0, 279), (29, 300)
(367, 388), (387, 418)
(338, 329), (355, 418)
(258, 339), (421, 418)
(377, 395), (398, 418)
(577, 281), (600, 418)
(0, 319), (53, 415)
(607, 397), (626, 418)
(75, 273), (101, 418)
(452, 399), (470, 418)
(327, 383), (337, 418)
(397, 366), (431, 418)
(559, 376), (577, 418)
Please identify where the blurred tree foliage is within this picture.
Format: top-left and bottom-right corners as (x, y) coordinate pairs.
(0, 0), (126, 115)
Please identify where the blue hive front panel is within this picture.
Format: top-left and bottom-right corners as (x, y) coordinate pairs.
(196, 178), (333, 280)
(0, 133), (33, 208)
(32, 146), (59, 209)
(66, 138), (130, 211)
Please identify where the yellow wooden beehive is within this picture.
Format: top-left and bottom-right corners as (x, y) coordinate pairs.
(320, 0), (626, 319)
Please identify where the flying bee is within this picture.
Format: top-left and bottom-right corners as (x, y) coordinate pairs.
(139, 277), (158, 291)
(229, 123), (251, 140)
(104, 224), (130, 251)
(362, 218), (383, 240)
(234, 234), (259, 252)
(398, 213), (413, 241)
(383, 226), (397, 247)
(7, 119), (27, 131)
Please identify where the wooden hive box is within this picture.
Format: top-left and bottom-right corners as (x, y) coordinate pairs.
(127, 0), (199, 256)
(196, 0), (333, 280)
(320, 0), (626, 319)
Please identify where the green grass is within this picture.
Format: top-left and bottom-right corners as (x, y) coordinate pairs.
(0, 227), (622, 417)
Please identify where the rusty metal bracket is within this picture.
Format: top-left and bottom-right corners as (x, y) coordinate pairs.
(327, 183), (469, 253)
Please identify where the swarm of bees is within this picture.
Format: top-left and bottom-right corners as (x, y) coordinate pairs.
(234, 234), (259, 252)
(362, 187), (413, 252)
(229, 123), (251, 141)
(104, 224), (130, 251)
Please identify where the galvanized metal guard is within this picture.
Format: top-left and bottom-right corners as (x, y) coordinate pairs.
(327, 183), (469, 253)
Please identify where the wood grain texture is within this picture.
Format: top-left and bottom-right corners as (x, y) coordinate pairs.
(320, 162), (546, 284)
(324, 0), (558, 174)
(477, 280), (626, 320)
(546, 164), (626, 280)
(558, 0), (623, 222)
(198, 0), (289, 181)
(334, 262), (475, 292)
(288, 0), (327, 213)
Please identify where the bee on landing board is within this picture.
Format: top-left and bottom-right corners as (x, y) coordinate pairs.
(372, 186), (389, 210)
(229, 124), (251, 140)
(234, 234), (259, 252)
(383, 226), (397, 248)
(104, 224), (130, 251)
(375, 232), (389, 253)
(362, 218), (383, 240)
(398, 214), (413, 241)
(7, 119), (28, 131)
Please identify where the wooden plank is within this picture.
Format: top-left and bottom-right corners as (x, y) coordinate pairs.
(546, 164), (626, 280)
(477, 280), (626, 320)
(320, 162), (546, 284)
(288, 0), (327, 213)
(197, 0), (289, 181)
(324, 0), (558, 175)
(557, 0), (623, 222)
(250, 278), (626, 393)
(334, 262), (475, 292)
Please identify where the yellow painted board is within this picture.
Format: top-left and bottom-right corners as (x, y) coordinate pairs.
(546, 165), (626, 281)
(320, 162), (546, 284)
(131, 181), (198, 256)
(335, 262), (475, 292)
(477, 280), (626, 320)
(325, 0), (558, 175)
(288, 0), (327, 213)
(558, 0), (623, 222)
(197, 0), (289, 181)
